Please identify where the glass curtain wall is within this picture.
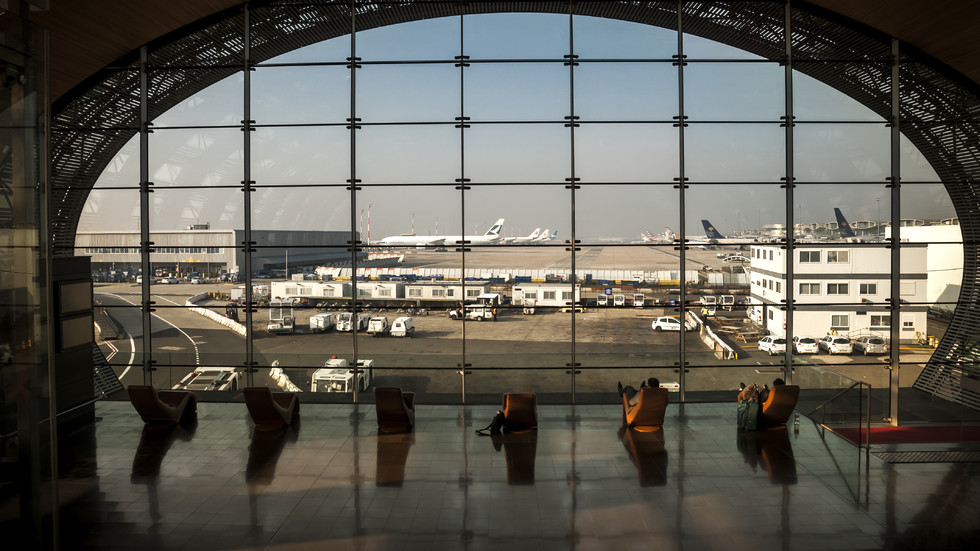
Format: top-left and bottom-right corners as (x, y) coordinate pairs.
(74, 1), (960, 412)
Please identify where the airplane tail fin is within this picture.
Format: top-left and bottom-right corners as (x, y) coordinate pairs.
(548, 230), (558, 240)
(702, 220), (725, 239)
(527, 228), (541, 240)
(485, 218), (505, 236)
(834, 208), (856, 238)
(535, 228), (551, 241)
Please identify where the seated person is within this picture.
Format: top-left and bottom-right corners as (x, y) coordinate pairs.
(618, 377), (660, 408)
(737, 378), (785, 403)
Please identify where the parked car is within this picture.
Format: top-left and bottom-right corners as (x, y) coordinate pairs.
(651, 316), (695, 332)
(853, 336), (888, 355)
(758, 335), (787, 355)
(190, 276), (202, 284)
(819, 335), (853, 355)
(162, 276), (178, 284)
(791, 335), (819, 354)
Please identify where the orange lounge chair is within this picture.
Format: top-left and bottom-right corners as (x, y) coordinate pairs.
(127, 385), (197, 426)
(502, 393), (537, 432)
(623, 387), (668, 432)
(758, 385), (800, 429)
(375, 387), (416, 433)
(243, 386), (300, 430)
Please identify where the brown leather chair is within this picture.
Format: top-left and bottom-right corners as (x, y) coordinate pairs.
(502, 393), (537, 432)
(623, 387), (668, 432)
(243, 386), (300, 430)
(127, 385), (197, 426)
(375, 387), (416, 433)
(758, 385), (800, 428)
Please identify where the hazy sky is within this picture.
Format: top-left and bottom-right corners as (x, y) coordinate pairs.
(81, 13), (950, 242)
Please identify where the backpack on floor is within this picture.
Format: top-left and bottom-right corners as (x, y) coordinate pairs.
(476, 410), (506, 436)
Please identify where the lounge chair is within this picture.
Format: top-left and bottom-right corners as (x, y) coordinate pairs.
(375, 387), (416, 433)
(127, 385), (197, 426)
(243, 386), (300, 430)
(758, 385), (800, 429)
(623, 387), (668, 432)
(502, 393), (537, 432)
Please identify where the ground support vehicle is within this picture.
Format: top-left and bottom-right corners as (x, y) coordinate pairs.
(311, 358), (375, 393)
(367, 316), (390, 336)
(633, 294), (645, 308)
(337, 312), (371, 332)
(390, 317), (415, 337)
(613, 294), (626, 307)
(172, 367), (240, 391)
(267, 300), (295, 335)
(309, 313), (335, 333)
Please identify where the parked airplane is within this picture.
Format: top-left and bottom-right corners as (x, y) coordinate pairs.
(682, 220), (757, 246)
(534, 229), (558, 242)
(376, 218), (505, 247)
(834, 208), (857, 238)
(502, 228), (541, 243)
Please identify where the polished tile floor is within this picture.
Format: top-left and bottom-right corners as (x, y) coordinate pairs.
(56, 401), (980, 551)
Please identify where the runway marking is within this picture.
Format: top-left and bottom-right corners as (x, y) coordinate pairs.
(104, 340), (118, 362)
(98, 292), (201, 368)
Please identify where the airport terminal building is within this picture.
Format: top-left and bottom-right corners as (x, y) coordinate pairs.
(76, 228), (355, 276)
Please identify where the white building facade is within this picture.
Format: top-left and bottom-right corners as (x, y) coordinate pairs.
(749, 244), (929, 342)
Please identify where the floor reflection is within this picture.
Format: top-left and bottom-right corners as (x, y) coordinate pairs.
(619, 426), (668, 486)
(55, 402), (980, 550)
(130, 421), (196, 524)
(376, 431), (415, 486)
(737, 427), (797, 485)
(491, 431), (538, 485)
(246, 419), (299, 485)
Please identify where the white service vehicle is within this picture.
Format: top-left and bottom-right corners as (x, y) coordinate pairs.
(310, 357), (375, 393)
(449, 304), (495, 321)
(267, 300), (295, 335)
(633, 294), (645, 308)
(596, 294), (608, 307)
(522, 298), (536, 315)
(613, 294), (626, 307)
(719, 294), (736, 311)
(367, 316), (390, 336)
(172, 367), (241, 391)
(652, 316), (696, 332)
(390, 316), (415, 337)
(337, 312), (371, 332)
(309, 312), (335, 333)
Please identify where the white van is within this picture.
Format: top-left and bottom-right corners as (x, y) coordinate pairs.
(390, 316), (415, 337)
(633, 293), (645, 308)
(596, 294), (608, 307)
(613, 294), (626, 307)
